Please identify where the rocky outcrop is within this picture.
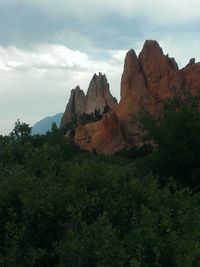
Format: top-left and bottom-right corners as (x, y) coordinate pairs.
(60, 86), (86, 128)
(187, 58), (195, 66)
(75, 40), (200, 154)
(75, 111), (126, 154)
(60, 73), (117, 129)
(85, 73), (117, 114)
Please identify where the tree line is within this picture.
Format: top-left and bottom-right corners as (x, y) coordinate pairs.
(0, 87), (200, 266)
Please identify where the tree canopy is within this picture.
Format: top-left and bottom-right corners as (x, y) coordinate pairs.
(0, 89), (200, 266)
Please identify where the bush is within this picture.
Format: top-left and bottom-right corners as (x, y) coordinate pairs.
(138, 87), (200, 191)
(0, 119), (200, 266)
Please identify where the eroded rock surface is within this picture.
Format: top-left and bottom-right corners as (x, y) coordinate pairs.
(74, 40), (200, 154)
(60, 86), (86, 128)
(60, 73), (117, 129)
(85, 73), (117, 114)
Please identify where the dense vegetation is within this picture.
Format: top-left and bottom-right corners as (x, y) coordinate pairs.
(137, 88), (200, 191)
(0, 90), (200, 267)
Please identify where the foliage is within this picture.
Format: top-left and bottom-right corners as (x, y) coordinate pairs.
(63, 106), (111, 133)
(0, 120), (200, 266)
(63, 115), (78, 133)
(116, 143), (153, 160)
(10, 120), (32, 141)
(138, 88), (200, 191)
(1, 95), (200, 267)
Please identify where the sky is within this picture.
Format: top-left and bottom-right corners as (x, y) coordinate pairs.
(0, 0), (200, 135)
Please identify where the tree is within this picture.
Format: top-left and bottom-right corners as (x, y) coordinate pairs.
(10, 120), (31, 141)
(138, 87), (200, 190)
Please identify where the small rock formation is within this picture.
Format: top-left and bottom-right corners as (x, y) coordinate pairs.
(60, 73), (117, 129)
(74, 111), (126, 154)
(85, 73), (117, 114)
(75, 40), (200, 154)
(187, 58), (195, 66)
(60, 86), (86, 128)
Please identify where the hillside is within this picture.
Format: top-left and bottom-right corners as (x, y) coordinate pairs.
(32, 113), (63, 135)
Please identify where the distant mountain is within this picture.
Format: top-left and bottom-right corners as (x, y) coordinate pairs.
(32, 113), (63, 135)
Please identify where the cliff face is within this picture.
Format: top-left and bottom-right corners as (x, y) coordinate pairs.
(85, 73), (117, 114)
(60, 86), (86, 129)
(74, 111), (126, 154)
(75, 40), (200, 154)
(60, 73), (117, 129)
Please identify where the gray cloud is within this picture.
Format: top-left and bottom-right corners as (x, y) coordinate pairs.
(0, 44), (91, 71)
(1, 0), (200, 51)
(0, 43), (125, 134)
(0, 0), (200, 134)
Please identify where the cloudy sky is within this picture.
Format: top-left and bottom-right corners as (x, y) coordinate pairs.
(0, 0), (200, 134)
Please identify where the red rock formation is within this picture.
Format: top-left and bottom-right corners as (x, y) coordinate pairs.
(75, 111), (126, 154)
(60, 73), (117, 129)
(75, 40), (200, 154)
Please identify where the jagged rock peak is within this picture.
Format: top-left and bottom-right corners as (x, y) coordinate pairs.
(120, 48), (144, 100)
(75, 39), (200, 154)
(187, 58), (195, 66)
(73, 85), (84, 93)
(168, 57), (179, 71)
(139, 40), (164, 63)
(87, 73), (109, 96)
(123, 49), (139, 72)
(142, 40), (163, 53)
(60, 86), (86, 128)
(139, 40), (179, 71)
(136, 40), (179, 100)
(60, 73), (117, 129)
(85, 72), (117, 114)
(91, 72), (106, 81)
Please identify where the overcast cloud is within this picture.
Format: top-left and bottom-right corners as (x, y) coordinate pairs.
(0, 0), (200, 134)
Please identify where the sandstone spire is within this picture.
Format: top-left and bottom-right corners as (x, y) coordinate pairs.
(85, 72), (117, 114)
(74, 40), (200, 154)
(120, 49), (146, 101)
(60, 73), (117, 129)
(60, 86), (86, 129)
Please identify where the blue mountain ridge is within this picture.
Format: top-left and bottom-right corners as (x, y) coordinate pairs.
(31, 113), (63, 135)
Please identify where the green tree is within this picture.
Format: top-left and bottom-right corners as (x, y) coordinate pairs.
(10, 120), (31, 142)
(138, 88), (200, 190)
